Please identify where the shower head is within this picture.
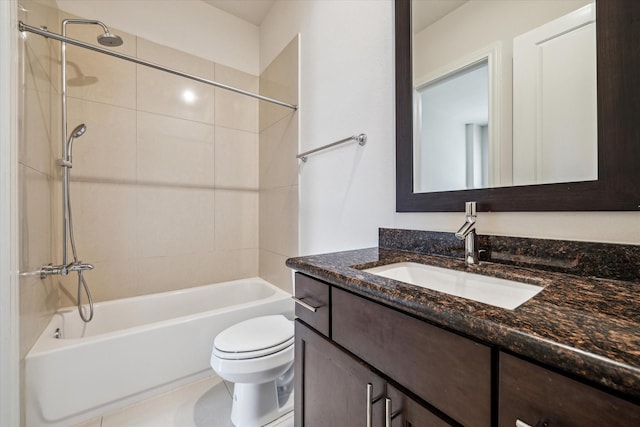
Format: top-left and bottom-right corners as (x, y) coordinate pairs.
(97, 32), (123, 47)
(70, 123), (87, 139)
(62, 19), (124, 48)
(67, 123), (87, 163)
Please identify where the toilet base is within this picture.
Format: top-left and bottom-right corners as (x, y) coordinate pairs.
(230, 381), (294, 427)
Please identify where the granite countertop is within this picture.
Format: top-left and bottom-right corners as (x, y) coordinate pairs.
(286, 241), (640, 401)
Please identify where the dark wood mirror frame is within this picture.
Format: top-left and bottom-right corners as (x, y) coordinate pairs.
(396, 0), (639, 212)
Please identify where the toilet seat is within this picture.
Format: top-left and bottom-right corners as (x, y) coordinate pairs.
(213, 315), (294, 360)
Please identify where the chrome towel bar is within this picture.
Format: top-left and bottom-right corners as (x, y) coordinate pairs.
(297, 133), (367, 162)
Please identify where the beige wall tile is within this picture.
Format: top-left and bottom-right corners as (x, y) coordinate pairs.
(214, 190), (258, 251)
(214, 63), (258, 132)
(21, 0), (60, 94)
(258, 38), (299, 290)
(214, 126), (258, 190)
(136, 249), (257, 296)
(18, 0), (60, 366)
(67, 181), (138, 262)
(137, 38), (215, 123)
(259, 36), (299, 132)
(57, 273), (79, 308)
(18, 164), (57, 357)
(66, 98), (137, 182)
(259, 186), (298, 257)
(259, 113), (299, 190)
(136, 37), (216, 78)
(62, 13), (137, 109)
(19, 165), (53, 272)
(19, 275), (57, 358)
(259, 249), (293, 293)
(20, 88), (54, 176)
(201, 249), (259, 283)
(58, 259), (138, 304)
(136, 186), (215, 258)
(137, 111), (215, 186)
(136, 254), (209, 296)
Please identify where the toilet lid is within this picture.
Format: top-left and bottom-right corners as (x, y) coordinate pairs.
(214, 315), (293, 359)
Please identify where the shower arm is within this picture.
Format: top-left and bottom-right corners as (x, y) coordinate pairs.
(18, 21), (299, 111)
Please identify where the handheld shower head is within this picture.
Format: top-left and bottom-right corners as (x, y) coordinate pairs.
(97, 32), (123, 47)
(70, 123), (87, 139)
(67, 123), (87, 163)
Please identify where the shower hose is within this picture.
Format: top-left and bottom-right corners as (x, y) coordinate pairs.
(67, 187), (94, 322)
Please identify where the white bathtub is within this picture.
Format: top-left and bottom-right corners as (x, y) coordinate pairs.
(25, 277), (293, 427)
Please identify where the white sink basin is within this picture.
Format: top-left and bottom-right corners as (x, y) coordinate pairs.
(363, 262), (543, 310)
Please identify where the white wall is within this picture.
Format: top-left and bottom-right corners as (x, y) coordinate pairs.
(55, 0), (259, 75)
(261, 0), (396, 255)
(261, 0), (640, 255)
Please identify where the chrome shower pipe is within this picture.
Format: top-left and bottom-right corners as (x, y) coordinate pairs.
(18, 21), (299, 111)
(60, 19), (114, 266)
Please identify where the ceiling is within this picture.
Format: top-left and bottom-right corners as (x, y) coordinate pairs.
(201, 0), (276, 26)
(412, 0), (468, 34)
(202, 0), (468, 30)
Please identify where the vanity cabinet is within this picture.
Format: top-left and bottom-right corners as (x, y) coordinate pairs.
(293, 273), (640, 426)
(499, 352), (640, 427)
(293, 273), (485, 426)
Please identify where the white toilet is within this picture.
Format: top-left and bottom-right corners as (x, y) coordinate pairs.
(210, 314), (294, 427)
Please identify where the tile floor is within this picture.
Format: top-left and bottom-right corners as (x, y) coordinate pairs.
(74, 375), (294, 427)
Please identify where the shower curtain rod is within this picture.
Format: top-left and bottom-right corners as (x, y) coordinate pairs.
(18, 21), (298, 111)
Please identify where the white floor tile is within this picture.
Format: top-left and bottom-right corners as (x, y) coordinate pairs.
(101, 375), (232, 427)
(81, 374), (293, 427)
(265, 411), (294, 427)
(72, 417), (102, 427)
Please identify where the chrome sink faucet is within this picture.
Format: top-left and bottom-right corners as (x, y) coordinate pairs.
(455, 201), (478, 265)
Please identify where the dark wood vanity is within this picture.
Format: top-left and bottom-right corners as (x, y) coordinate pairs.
(292, 270), (640, 426)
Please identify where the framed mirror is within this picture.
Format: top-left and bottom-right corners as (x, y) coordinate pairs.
(395, 0), (639, 212)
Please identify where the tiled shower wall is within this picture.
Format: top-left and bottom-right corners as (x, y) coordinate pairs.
(57, 14), (265, 304)
(52, 15), (297, 305)
(18, 0), (60, 362)
(259, 37), (299, 293)
(20, 3), (299, 329)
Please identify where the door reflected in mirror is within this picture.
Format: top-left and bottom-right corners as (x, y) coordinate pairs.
(412, 0), (597, 193)
(414, 59), (489, 192)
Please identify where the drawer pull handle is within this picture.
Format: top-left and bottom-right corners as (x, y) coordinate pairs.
(292, 296), (322, 312)
(367, 383), (373, 427)
(385, 397), (401, 427)
(385, 398), (392, 427)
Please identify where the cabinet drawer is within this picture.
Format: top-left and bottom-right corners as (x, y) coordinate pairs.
(499, 352), (640, 427)
(294, 273), (330, 336)
(332, 288), (492, 427)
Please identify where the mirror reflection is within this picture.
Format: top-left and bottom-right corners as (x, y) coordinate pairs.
(412, 0), (597, 193)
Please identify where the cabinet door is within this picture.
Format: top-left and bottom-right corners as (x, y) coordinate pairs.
(333, 288), (492, 427)
(295, 320), (385, 427)
(499, 352), (640, 427)
(387, 384), (452, 427)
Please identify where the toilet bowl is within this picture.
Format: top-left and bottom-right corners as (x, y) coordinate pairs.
(210, 315), (294, 427)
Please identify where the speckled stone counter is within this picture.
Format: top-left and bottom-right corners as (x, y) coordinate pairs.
(286, 229), (640, 401)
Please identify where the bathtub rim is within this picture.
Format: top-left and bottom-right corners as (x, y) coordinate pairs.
(27, 277), (292, 356)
